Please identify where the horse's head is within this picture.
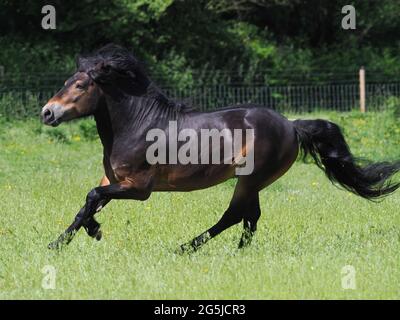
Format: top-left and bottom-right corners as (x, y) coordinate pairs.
(42, 44), (149, 126)
(41, 72), (101, 126)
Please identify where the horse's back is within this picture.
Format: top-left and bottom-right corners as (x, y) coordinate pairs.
(195, 104), (295, 140)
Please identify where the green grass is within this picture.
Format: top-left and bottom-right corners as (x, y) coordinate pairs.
(0, 111), (399, 299)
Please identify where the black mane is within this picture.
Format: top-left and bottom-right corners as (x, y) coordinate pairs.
(77, 44), (193, 113)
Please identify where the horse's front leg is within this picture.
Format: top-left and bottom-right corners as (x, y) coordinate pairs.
(74, 199), (110, 241)
(48, 178), (153, 250)
(82, 175), (111, 240)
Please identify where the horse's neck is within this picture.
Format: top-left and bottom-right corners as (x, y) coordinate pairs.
(94, 102), (114, 155)
(95, 81), (189, 146)
(106, 95), (178, 133)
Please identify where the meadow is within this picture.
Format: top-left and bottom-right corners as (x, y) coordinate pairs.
(0, 109), (399, 299)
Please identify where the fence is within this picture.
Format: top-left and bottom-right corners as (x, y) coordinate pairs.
(163, 82), (400, 113)
(1, 70), (400, 119)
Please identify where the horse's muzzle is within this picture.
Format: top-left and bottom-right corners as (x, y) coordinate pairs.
(41, 104), (63, 126)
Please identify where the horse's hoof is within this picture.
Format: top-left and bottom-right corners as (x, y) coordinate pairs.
(238, 237), (252, 249)
(48, 240), (62, 250)
(85, 222), (101, 240)
(176, 243), (195, 255)
(95, 230), (102, 241)
(48, 231), (76, 250)
(174, 245), (186, 255)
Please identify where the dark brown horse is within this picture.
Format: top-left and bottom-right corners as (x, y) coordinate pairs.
(42, 44), (400, 251)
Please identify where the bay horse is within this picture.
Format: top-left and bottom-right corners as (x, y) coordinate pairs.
(42, 44), (400, 251)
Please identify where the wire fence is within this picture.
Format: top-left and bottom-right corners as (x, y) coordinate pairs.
(1, 71), (400, 119)
(163, 82), (400, 113)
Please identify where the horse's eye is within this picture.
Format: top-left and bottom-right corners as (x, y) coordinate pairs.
(76, 83), (84, 90)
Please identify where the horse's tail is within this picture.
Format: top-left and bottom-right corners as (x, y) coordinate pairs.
(293, 119), (400, 200)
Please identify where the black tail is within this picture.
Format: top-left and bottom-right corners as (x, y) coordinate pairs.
(293, 119), (400, 200)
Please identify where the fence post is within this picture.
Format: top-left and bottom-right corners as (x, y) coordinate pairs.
(359, 66), (366, 113)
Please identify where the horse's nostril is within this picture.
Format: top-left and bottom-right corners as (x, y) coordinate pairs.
(42, 108), (54, 122)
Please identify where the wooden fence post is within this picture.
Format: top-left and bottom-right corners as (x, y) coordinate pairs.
(359, 66), (366, 113)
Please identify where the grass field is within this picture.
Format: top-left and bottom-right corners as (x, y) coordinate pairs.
(0, 110), (399, 299)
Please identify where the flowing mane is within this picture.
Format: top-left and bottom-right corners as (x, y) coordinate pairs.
(76, 44), (193, 113)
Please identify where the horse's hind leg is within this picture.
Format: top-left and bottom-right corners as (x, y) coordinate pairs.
(179, 182), (257, 253)
(179, 201), (243, 254)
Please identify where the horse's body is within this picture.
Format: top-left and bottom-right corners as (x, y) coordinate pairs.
(97, 99), (297, 192)
(42, 44), (400, 251)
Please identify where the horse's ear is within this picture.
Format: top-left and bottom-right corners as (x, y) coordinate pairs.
(88, 62), (114, 84)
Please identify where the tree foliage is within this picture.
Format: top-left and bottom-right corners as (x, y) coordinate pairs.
(1, 0), (399, 84)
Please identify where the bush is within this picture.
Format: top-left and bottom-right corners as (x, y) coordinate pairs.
(0, 92), (42, 120)
(79, 120), (98, 141)
(33, 119), (98, 144)
(45, 128), (71, 144)
(384, 96), (400, 118)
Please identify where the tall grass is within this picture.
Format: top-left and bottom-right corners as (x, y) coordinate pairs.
(0, 108), (399, 299)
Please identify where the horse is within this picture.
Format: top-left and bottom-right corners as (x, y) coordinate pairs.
(41, 44), (400, 252)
